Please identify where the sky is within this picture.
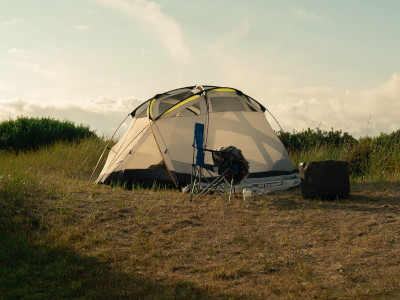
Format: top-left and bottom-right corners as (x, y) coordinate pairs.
(1, 0), (399, 137)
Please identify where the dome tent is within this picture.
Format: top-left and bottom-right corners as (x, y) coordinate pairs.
(96, 85), (299, 190)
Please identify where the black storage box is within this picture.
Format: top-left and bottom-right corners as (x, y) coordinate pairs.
(299, 161), (350, 199)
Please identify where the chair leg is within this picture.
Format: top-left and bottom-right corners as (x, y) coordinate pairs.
(190, 166), (200, 201)
(193, 168), (232, 201)
(191, 166), (239, 202)
(190, 165), (194, 201)
(229, 178), (234, 202)
(204, 168), (228, 199)
(193, 174), (225, 201)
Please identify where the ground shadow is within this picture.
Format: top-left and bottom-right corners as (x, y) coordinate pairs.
(266, 181), (400, 214)
(0, 233), (215, 299)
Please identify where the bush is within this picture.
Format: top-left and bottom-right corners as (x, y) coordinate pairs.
(277, 128), (357, 152)
(343, 138), (373, 177)
(279, 128), (399, 180)
(0, 117), (96, 153)
(374, 130), (400, 149)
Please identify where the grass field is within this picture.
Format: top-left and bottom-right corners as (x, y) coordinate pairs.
(1, 132), (400, 299)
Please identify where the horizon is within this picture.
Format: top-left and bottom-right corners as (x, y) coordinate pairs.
(1, 0), (399, 137)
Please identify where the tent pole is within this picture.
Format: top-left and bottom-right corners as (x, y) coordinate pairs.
(148, 118), (179, 188)
(89, 113), (130, 183)
(264, 107), (299, 167)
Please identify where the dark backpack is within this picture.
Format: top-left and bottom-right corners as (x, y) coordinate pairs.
(212, 146), (249, 184)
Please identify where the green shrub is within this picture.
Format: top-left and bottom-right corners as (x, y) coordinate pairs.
(0, 117), (96, 153)
(342, 133), (399, 178)
(280, 128), (399, 180)
(343, 138), (374, 177)
(374, 130), (400, 149)
(277, 128), (357, 152)
(369, 131), (400, 176)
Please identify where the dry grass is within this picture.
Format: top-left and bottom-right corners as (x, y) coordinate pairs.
(29, 175), (400, 299)
(1, 137), (399, 298)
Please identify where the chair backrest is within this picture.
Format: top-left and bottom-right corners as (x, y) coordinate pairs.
(193, 123), (205, 165)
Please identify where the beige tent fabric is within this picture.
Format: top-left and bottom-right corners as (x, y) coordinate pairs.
(96, 86), (296, 185)
(154, 111), (293, 175)
(207, 112), (293, 172)
(117, 130), (162, 170)
(96, 117), (154, 182)
(154, 115), (205, 173)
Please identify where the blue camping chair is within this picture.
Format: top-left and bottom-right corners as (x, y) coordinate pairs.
(190, 123), (237, 201)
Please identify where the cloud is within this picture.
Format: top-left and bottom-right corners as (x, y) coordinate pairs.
(7, 48), (30, 59)
(0, 84), (13, 93)
(0, 97), (142, 136)
(287, 86), (338, 99)
(206, 34), (294, 103)
(74, 25), (90, 31)
(209, 22), (251, 53)
(3, 18), (19, 26)
(94, 0), (191, 62)
(4, 48), (77, 79)
(270, 73), (400, 137)
(1, 74), (398, 138)
(195, 22), (398, 137)
(291, 8), (322, 22)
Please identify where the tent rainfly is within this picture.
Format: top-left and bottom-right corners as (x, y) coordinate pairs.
(96, 85), (300, 190)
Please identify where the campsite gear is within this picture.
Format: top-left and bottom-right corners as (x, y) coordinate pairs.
(212, 146), (249, 184)
(96, 85), (299, 190)
(299, 161), (350, 199)
(190, 123), (245, 201)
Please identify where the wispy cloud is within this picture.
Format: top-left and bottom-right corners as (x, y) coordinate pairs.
(291, 8), (322, 22)
(271, 73), (400, 137)
(288, 86), (338, 98)
(200, 26), (399, 137)
(4, 48), (76, 79)
(3, 18), (19, 26)
(74, 25), (90, 31)
(1, 73), (398, 138)
(94, 0), (191, 62)
(186, 18), (398, 137)
(0, 84), (13, 92)
(209, 22), (251, 52)
(7, 48), (30, 59)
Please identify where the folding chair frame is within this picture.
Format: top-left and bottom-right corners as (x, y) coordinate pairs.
(189, 123), (237, 201)
(190, 165), (235, 201)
